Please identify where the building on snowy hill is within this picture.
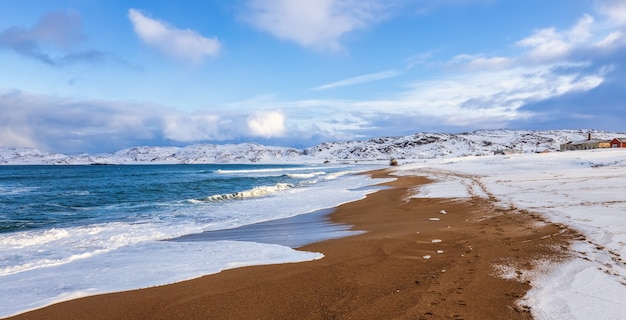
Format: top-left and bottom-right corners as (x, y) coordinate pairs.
(610, 137), (626, 148)
(560, 132), (610, 151)
(560, 139), (610, 151)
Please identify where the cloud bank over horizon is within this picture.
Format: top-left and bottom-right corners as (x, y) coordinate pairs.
(0, 90), (298, 153)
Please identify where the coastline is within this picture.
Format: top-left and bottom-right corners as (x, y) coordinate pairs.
(6, 169), (574, 320)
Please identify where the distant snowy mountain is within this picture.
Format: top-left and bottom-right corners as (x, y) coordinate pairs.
(0, 143), (307, 165)
(1, 129), (622, 165)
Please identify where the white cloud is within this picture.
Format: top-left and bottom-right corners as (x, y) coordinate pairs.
(312, 70), (402, 91)
(446, 54), (513, 71)
(246, 111), (286, 138)
(295, 64), (600, 130)
(0, 90), (289, 153)
(596, 0), (626, 26)
(242, 0), (384, 52)
(161, 113), (225, 142)
(516, 15), (594, 62)
(595, 31), (624, 48)
(230, 61), (605, 136)
(398, 66), (603, 117)
(515, 11), (626, 62)
(428, 8), (626, 76)
(128, 9), (221, 64)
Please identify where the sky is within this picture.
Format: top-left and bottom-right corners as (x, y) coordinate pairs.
(1, 0), (626, 154)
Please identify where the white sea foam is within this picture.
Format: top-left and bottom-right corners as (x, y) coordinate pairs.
(285, 171), (326, 179)
(0, 228), (71, 248)
(199, 183), (294, 202)
(0, 241), (323, 318)
(0, 222), (195, 276)
(322, 170), (356, 180)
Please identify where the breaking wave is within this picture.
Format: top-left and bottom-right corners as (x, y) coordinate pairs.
(195, 183), (295, 202)
(284, 172), (326, 179)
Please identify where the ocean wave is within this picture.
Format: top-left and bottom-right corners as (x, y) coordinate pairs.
(0, 222), (200, 276)
(196, 183), (295, 202)
(0, 186), (39, 195)
(0, 228), (71, 248)
(322, 170), (357, 180)
(64, 190), (90, 196)
(0, 249), (109, 276)
(284, 171), (326, 179)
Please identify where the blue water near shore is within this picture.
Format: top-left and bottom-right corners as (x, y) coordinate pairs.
(0, 163), (386, 317)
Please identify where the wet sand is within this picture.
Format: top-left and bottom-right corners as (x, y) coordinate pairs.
(7, 170), (574, 320)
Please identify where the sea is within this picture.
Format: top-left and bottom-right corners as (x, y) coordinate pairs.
(0, 163), (387, 317)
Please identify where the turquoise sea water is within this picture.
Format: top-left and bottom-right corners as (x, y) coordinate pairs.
(1, 164), (316, 232)
(0, 163), (385, 317)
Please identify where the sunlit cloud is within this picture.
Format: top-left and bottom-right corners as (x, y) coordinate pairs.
(128, 9), (221, 64)
(241, 0), (386, 52)
(247, 111), (286, 138)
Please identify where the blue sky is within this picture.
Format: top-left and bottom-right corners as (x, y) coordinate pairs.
(1, 0), (625, 153)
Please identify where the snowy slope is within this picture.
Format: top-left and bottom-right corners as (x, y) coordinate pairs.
(1, 129), (623, 164)
(0, 143), (309, 165)
(305, 129), (620, 160)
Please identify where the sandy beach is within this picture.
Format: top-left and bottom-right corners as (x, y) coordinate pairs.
(6, 170), (575, 320)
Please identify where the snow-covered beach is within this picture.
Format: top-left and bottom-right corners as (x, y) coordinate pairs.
(394, 148), (626, 319)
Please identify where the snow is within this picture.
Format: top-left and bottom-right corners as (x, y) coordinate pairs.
(392, 148), (626, 319)
(0, 143), (314, 165)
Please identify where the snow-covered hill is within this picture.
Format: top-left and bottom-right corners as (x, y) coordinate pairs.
(1, 129), (623, 165)
(305, 129), (620, 160)
(0, 143), (307, 165)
